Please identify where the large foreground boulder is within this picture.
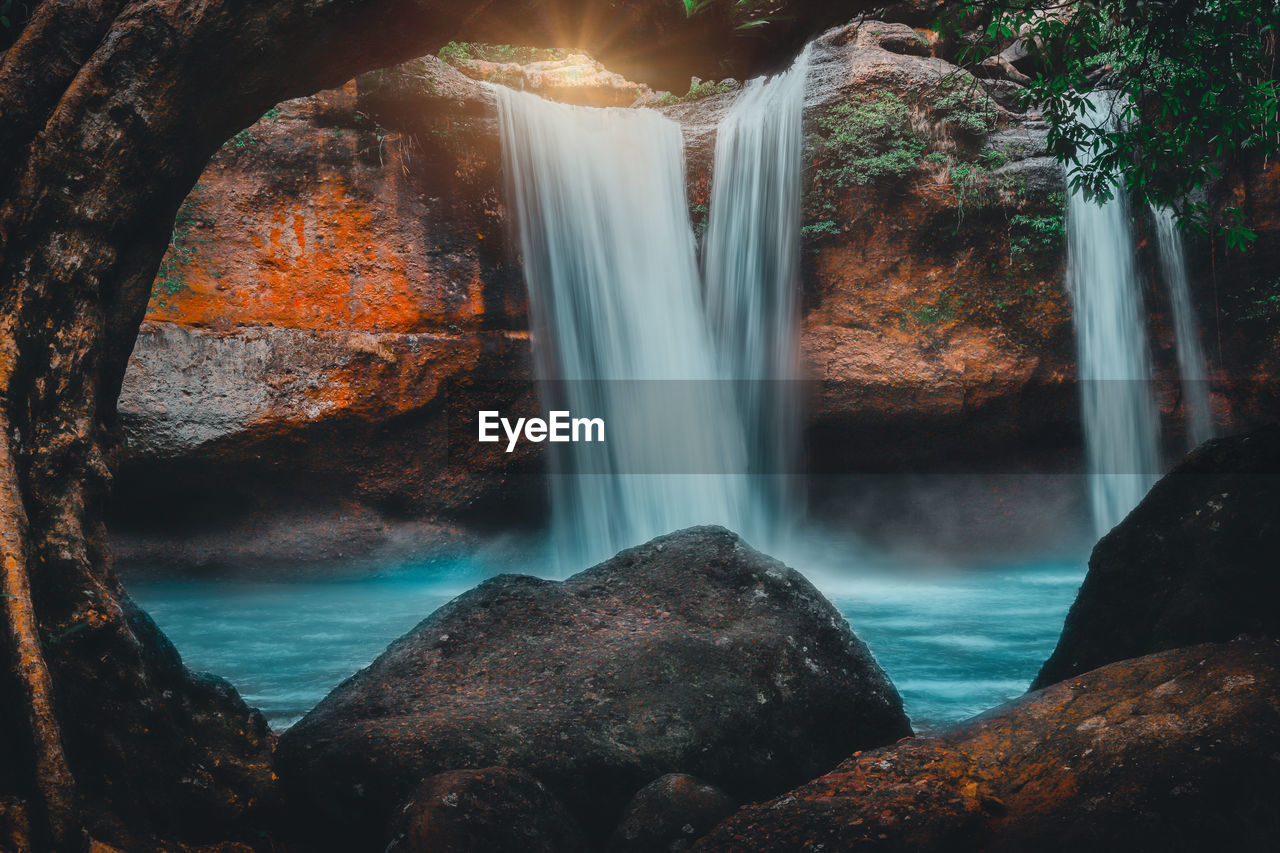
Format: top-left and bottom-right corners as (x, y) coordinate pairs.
(1034, 425), (1280, 688)
(697, 639), (1280, 852)
(277, 526), (909, 846)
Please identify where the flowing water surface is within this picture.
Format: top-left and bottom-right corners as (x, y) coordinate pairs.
(128, 553), (1084, 733)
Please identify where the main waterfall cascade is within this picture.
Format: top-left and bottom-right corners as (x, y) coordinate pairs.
(703, 46), (812, 540)
(495, 87), (750, 571)
(1066, 91), (1163, 536)
(494, 54), (810, 572)
(1152, 206), (1215, 448)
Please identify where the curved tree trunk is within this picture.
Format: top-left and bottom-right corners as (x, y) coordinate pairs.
(0, 1), (867, 848)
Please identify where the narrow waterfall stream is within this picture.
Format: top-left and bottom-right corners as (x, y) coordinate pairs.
(1066, 91), (1162, 536)
(1152, 206), (1215, 448)
(703, 47), (811, 544)
(495, 54), (809, 570)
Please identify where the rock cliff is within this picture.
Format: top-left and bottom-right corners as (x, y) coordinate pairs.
(110, 21), (1280, 567)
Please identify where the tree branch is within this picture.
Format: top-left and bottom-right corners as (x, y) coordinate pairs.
(0, 394), (79, 850)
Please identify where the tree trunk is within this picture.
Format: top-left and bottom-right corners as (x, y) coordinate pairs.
(0, 1), (868, 848)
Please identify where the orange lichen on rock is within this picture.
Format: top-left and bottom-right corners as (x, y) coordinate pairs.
(696, 639), (1280, 852)
(144, 84), (512, 334)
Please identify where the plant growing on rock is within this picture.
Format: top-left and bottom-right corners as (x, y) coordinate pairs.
(810, 93), (927, 188)
(1229, 278), (1280, 323)
(930, 74), (999, 137)
(657, 78), (736, 105)
(153, 191), (210, 306)
(438, 41), (570, 66)
(1008, 211), (1065, 260)
(944, 147), (1019, 223)
(803, 92), (927, 239)
(937, 0), (1280, 248)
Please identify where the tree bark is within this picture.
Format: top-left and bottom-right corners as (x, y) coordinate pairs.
(0, 414), (77, 849)
(0, 0), (870, 848)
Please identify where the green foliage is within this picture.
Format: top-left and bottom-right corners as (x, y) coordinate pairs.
(802, 220), (842, 239)
(1230, 279), (1280, 321)
(227, 129), (260, 148)
(803, 93), (927, 239)
(679, 0), (716, 14)
(1218, 205), (1258, 252)
(946, 148), (1019, 219)
(900, 294), (962, 329)
(657, 79), (736, 106)
(677, 0), (780, 30)
(154, 187), (210, 303)
(0, 0), (13, 30)
(223, 105), (282, 150)
(1008, 212), (1065, 257)
(691, 201), (709, 238)
(937, 0), (1280, 249)
(948, 161), (987, 211)
(810, 93), (927, 188)
(931, 75), (999, 136)
(438, 41), (570, 66)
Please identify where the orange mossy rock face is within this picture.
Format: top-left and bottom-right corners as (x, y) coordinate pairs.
(115, 65), (541, 567)
(144, 77), (520, 334)
(696, 639), (1280, 852)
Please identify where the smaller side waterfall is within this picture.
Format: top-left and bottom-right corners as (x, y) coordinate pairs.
(702, 45), (811, 547)
(1067, 91), (1162, 536)
(1152, 206), (1214, 448)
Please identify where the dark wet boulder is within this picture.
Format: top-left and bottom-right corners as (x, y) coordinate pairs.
(277, 526), (909, 846)
(385, 767), (586, 853)
(1034, 425), (1280, 689)
(606, 774), (736, 853)
(696, 639), (1280, 852)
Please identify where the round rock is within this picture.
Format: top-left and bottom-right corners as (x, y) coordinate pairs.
(278, 526), (909, 845)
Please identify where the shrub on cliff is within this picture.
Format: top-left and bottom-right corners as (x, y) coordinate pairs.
(810, 92), (928, 188)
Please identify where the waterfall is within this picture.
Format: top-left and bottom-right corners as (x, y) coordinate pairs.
(703, 46), (811, 543)
(1066, 91), (1162, 536)
(1152, 206), (1214, 448)
(495, 87), (752, 571)
(494, 51), (810, 571)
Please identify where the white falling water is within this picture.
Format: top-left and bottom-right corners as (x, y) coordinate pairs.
(1152, 206), (1214, 448)
(1067, 91), (1162, 536)
(703, 46), (811, 545)
(494, 87), (753, 571)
